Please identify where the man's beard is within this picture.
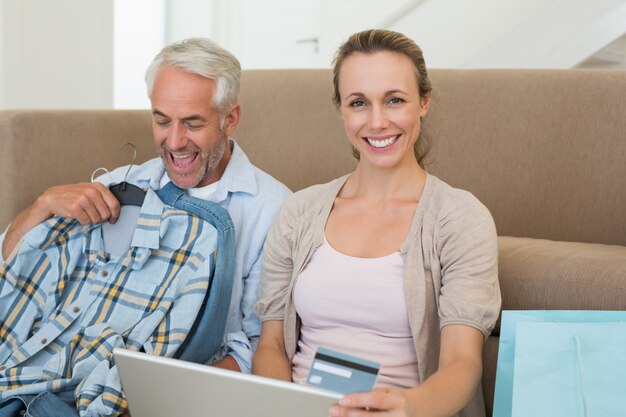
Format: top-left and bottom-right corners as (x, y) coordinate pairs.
(158, 133), (228, 189)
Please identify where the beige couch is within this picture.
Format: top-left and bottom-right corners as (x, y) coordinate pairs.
(2, 69), (626, 416)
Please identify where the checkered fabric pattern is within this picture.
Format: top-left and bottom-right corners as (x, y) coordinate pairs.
(0, 189), (216, 416)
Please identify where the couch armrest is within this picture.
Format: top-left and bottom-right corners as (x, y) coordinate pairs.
(497, 236), (626, 326)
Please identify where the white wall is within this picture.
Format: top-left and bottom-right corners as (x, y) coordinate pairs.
(393, 0), (626, 69)
(1, 0), (624, 110)
(164, 0), (240, 52)
(318, 0), (417, 67)
(165, 0), (321, 70)
(317, 0), (626, 69)
(114, 0), (165, 109)
(238, 0), (320, 69)
(1, 0), (114, 109)
(163, 0), (240, 63)
(165, 0), (215, 42)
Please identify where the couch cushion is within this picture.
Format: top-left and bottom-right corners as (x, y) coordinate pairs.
(498, 236), (626, 319)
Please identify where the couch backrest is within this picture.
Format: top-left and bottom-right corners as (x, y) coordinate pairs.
(236, 69), (626, 246)
(425, 69), (626, 247)
(0, 110), (156, 231)
(1, 69), (624, 246)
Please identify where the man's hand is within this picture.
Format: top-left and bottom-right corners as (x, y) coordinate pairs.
(212, 355), (241, 371)
(2, 182), (120, 259)
(38, 182), (121, 225)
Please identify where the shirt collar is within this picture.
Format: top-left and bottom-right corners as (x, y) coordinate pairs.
(83, 188), (164, 269)
(129, 187), (164, 250)
(212, 139), (258, 202)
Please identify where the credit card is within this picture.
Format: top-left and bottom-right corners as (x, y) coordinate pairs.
(306, 347), (380, 394)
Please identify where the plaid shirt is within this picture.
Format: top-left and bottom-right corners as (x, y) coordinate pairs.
(0, 188), (216, 416)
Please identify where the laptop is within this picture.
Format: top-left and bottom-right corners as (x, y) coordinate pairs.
(113, 348), (343, 417)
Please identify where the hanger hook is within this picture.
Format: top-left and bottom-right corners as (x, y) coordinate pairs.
(91, 167), (113, 183)
(118, 142), (137, 183)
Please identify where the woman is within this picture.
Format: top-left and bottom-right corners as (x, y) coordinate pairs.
(253, 29), (500, 417)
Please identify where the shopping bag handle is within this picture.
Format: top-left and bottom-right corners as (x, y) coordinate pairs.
(574, 335), (589, 417)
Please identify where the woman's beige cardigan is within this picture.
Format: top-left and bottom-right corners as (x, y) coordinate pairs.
(256, 174), (501, 417)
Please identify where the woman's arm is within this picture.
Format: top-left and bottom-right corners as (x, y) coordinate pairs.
(330, 324), (484, 417)
(252, 320), (292, 381)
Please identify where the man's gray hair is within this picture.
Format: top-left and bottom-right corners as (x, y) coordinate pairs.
(145, 38), (241, 116)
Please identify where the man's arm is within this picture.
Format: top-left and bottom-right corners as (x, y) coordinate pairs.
(2, 183), (120, 259)
(213, 251), (265, 373)
(212, 355), (241, 371)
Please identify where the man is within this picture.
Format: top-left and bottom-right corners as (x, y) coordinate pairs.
(0, 38), (291, 416)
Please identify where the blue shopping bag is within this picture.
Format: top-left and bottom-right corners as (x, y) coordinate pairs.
(512, 321), (626, 417)
(493, 310), (626, 417)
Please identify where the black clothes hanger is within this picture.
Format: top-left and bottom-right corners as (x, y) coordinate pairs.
(109, 182), (145, 207)
(108, 142), (146, 207)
